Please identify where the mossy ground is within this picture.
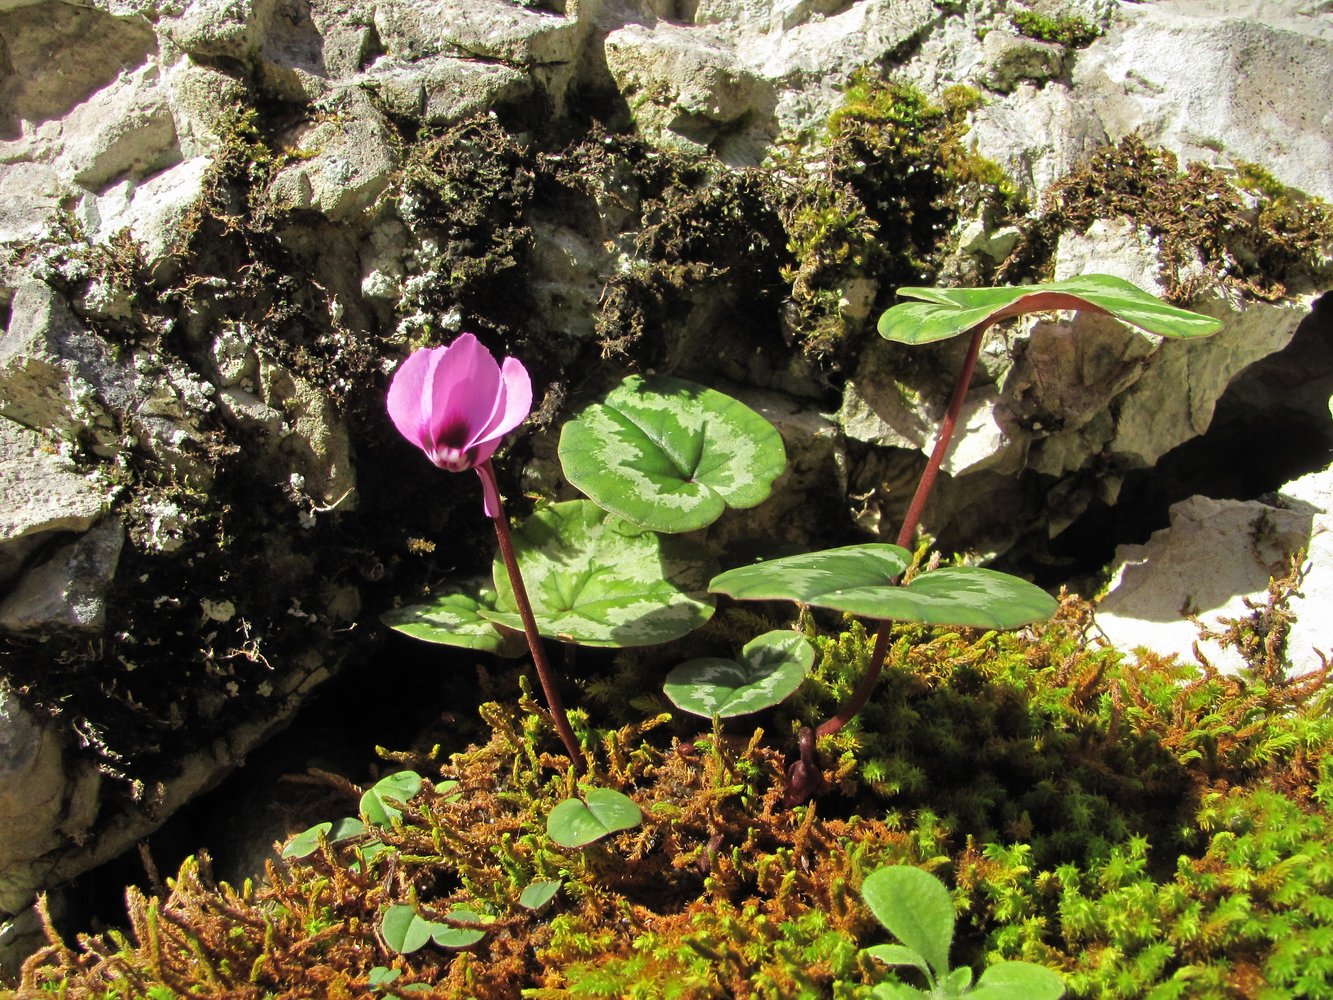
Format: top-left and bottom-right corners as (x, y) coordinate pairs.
(14, 561), (1333, 998)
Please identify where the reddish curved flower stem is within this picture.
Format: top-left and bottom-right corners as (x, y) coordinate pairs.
(477, 461), (585, 774)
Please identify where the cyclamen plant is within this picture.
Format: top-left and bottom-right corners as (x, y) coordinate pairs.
(384, 276), (1222, 800)
(365, 273), (1219, 969)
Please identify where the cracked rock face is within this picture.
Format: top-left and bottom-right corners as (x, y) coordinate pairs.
(1, 0), (1331, 957)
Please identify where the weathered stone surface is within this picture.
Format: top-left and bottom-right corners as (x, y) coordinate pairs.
(605, 22), (773, 156)
(978, 29), (1064, 93)
(0, 688), (73, 876)
(0, 417), (106, 581)
(362, 55), (530, 125)
(0, 281), (123, 442)
(1074, 0), (1333, 202)
(1097, 465), (1333, 675)
(0, 518), (125, 634)
(374, 0), (580, 66)
(268, 88), (398, 221)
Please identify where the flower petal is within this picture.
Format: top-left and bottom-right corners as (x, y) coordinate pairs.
(469, 355), (533, 450)
(386, 346), (442, 452)
(424, 334), (503, 453)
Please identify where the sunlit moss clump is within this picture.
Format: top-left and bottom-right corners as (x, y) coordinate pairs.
(16, 565), (1333, 998)
(779, 77), (1022, 357)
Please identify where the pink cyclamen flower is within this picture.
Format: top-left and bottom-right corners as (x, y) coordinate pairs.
(387, 333), (532, 516)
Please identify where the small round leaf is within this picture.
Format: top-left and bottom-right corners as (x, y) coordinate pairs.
(430, 908), (487, 949)
(361, 771), (423, 827)
(381, 904), (433, 955)
(664, 630), (815, 718)
(281, 822), (332, 860)
(547, 787), (643, 847)
(558, 375), (787, 533)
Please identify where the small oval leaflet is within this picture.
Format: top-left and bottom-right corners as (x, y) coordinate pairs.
(281, 816), (367, 860)
(558, 374), (787, 533)
(664, 630), (815, 718)
(518, 879), (562, 910)
(546, 787), (643, 848)
(877, 273), (1224, 346)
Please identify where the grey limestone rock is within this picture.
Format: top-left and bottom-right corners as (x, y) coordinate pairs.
(0, 518), (125, 634)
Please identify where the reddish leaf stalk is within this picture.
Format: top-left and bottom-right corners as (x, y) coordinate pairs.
(477, 461), (585, 774)
(791, 322), (991, 797)
(895, 324), (987, 549)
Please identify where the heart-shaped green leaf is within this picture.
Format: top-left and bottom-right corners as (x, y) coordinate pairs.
(380, 905), (487, 954)
(970, 962), (1065, 1000)
(863, 866), (955, 980)
(481, 500), (716, 647)
(361, 771), (423, 828)
(558, 375), (787, 533)
(546, 787), (643, 847)
(380, 587), (525, 657)
(664, 630), (815, 718)
(518, 879), (562, 910)
(710, 546), (1055, 629)
(877, 274), (1224, 345)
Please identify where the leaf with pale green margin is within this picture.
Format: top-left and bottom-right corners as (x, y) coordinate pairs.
(380, 587), (525, 657)
(970, 962), (1065, 1000)
(518, 879), (562, 910)
(664, 630), (815, 718)
(862, 866), (955, 980)
(877, 274), (1224, 345)
(480, 500), (716, 647)
(558, 374), (787, 533)
(864, 944), (934, 986)
(710, 546), (1055, 628)
(361, 771), (423, 827)
(547, 787), (643, 847)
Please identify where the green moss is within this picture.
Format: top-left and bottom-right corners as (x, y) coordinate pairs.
(1015, 135), (1333, 302)
(779, 75), (1023, 358)
(21, 563), (1333, 997)
(1010, 11), (1101, 48)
